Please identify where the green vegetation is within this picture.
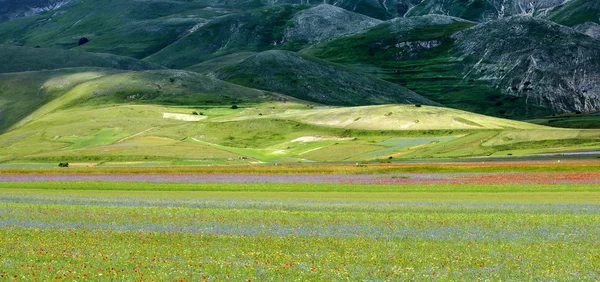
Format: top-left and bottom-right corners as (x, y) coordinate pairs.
(0, 68), (120, 132)
(529, 114), (600, 129)
(146, 5), (312, 68)
(215, 50), (435, 106)
(186, 52), (257, 74)
(0, 0), (218, 58)
(304, 16), (595, 119)
(546, 0), (600, 26)
(2, 181), (600, 193)
(304, 18), (544, 119)
(0, 45), (162, 73)
(0, 182), (598, 280)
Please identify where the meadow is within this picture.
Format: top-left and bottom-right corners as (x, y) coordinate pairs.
(0, 164), (599, 280)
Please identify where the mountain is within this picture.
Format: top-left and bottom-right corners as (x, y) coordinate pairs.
(306, 15), (600, 118)
(0, 0), (214, 58)
(245, 0), (571, 21)
(214, 50), (437, 106)
(144, 5), (309, 68)
(0, 0), (76, 23)
(404, 0), (569, 22)
(450, 16), (600, 113)
(281, 5), (382, 46)
(145, 5), (383, 68)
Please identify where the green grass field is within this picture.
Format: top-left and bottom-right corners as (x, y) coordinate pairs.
(0, 181), (598, 280)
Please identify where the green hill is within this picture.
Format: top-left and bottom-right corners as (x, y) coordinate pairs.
(265, 104), (546, 130)
(0, 68), (121, 133)
(0, 66), (597, 165)
(214, 50), (437, 106)
(3, 94), (599, 164)
(0, 45), (164, 73)
(0, 67), (292, 133)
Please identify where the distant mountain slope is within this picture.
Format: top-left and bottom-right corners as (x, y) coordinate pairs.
(306, 15), (600, 117)
(145, 5), (384, 68)
(574, 22), (600, 39)
(450, 16), (600, 113)
(545, 0), (600, 26)
(0, 0), (214, 58)
(0, 45), (164, 73)
(246, 0), (570, 21)
(405, 0), (569, 22)
(214, 50), (437, 106)
(144, 5), (309, 69)
(0, 0), (77, 23)
(282, 5), (382, 45)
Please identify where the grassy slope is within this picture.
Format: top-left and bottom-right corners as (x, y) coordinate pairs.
(214, 50), (437, 106)
(0, 0), (220, 58)
(546, 0), (600, 26)
(186, 52), (257, 74)
(145, 5), (311, 68)
(303, 17), (551, 119)
(0, 68), (122, 132)
(0, 64), (597, 164)
(527, 111), (600, 129)
(0, 45), (164, 73)
(2, 91), (599, 164)
(237, 104), (546, 131)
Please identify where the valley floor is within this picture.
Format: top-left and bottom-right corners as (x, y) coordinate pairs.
(0, 163), (598, 280)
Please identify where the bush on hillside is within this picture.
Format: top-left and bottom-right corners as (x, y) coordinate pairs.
(78, 37), (89, 46)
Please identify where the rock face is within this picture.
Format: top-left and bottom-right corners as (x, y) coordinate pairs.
(282, 5), (382, 45)
(451, 16), (600, 113)
(0, 0), (77, 22)
(574, 22), (600, 39)
(405, 0), (569, 22)
(253, 0), (571, 21)
(215, 50), (438, 106)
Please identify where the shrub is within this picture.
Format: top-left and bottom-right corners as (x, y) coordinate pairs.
(415, 104), (422, 107)
(231, 105), (239, 109)
(78, 37), (89, 46)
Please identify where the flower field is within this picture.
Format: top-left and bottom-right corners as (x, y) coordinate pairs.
(1, 171), (600, 185)
(0, 180), (599, 280)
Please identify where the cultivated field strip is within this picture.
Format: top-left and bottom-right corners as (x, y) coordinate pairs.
(0, 192), (598, 280)
(1, 172), (600, 184)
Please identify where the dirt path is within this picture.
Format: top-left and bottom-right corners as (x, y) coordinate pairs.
(116, 127), (157, 143)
